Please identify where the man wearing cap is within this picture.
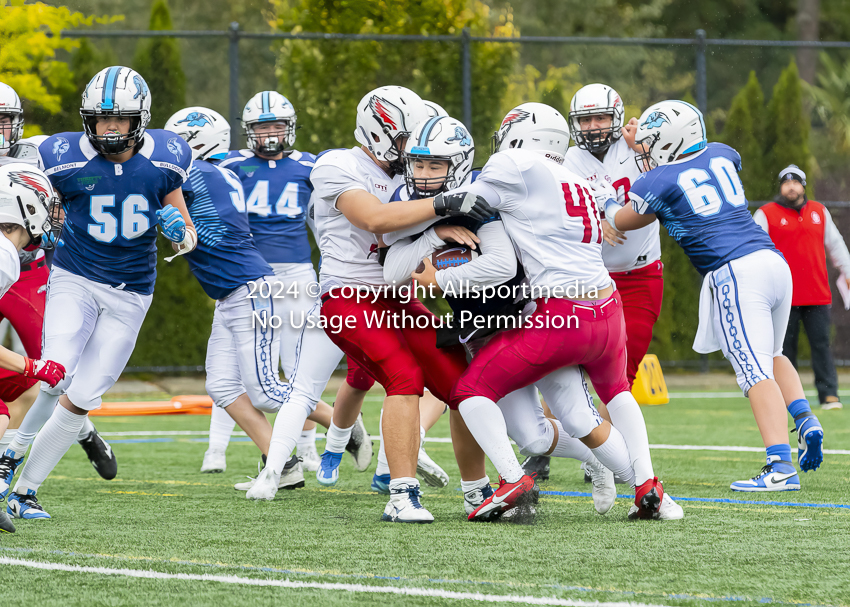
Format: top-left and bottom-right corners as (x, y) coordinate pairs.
(754, 165), (850, 410)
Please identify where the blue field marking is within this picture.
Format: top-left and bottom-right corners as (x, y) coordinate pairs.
(540, 490), (850, 510)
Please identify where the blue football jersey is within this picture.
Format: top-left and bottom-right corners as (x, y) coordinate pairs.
(39, 130), (192, 294)
(220, 149), (315, 265)
(182, 160), (274, 300)
(629, 142), (776, 275)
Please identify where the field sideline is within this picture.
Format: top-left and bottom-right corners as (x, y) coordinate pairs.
(2, 388), (848, 607)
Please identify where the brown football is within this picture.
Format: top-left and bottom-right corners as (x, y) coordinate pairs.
(416, 244), (478, 273)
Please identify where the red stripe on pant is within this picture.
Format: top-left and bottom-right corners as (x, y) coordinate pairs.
(450, 292), (630, 408)
(610, 260), (663, 388)
(320, 289), (467, 405)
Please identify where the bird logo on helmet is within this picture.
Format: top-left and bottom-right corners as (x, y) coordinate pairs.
(369, 97), (401, 131)
(641, 111), (670, 130)
(177, 112), (212, 128)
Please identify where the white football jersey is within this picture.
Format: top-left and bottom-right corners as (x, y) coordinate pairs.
(310, 147), (404, 288)
(0, 234), (21, 300)
(564, 137), (661, 273)
(475, 149), (611, 294)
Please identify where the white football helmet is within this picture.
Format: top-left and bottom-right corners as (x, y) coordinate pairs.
(568, 83), (624, 154)
(165, 107), (230, 161)
(423, 100), (448, 118)
(403, 116), (474, 197)
(0, 163), (62, 248)
(492, 102), (570, 163)
(0, 83), (24, 154)
(354, 86), (428, 174)
(80, 66), (151, 156)
(242, 91), (296, 155)
(633, 100), (707, 172)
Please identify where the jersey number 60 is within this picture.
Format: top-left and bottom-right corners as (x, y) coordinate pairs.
(677, 157), (746, 217)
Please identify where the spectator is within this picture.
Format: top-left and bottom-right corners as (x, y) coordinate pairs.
(754, 165), (850, 410)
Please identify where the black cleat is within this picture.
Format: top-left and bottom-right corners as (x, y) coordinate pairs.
(345, 413), (373, 471)
(79, 429), (117, 480)
(0, 509), (15, 533)
(521, 455), (550, 481)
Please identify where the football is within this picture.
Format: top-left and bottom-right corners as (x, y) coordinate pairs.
(416, 244), (479, 273)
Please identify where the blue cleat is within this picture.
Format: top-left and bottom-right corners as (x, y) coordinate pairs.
(371, 473), (391, 494)
(316, 451), (343, 486)
(730, 459), (800, 492)
(7, 490), (51, 519)
(0, 450), (24, 500)
(794, 414), (824, 472)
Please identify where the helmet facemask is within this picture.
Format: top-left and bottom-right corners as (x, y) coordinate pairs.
(571, 112), (617, 154)
(0, 112), (24, 153)
(81, 111), (147, 156)
(403, 154), (459, 198)
(634, 134), (660, 173)
(246, 120), (296, 156)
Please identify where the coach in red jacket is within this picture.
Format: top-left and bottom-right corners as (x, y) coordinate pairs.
(754, 165), (850, 410)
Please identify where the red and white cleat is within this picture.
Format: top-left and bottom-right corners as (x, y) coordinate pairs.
(468, 474), (538, 522)
(629, 476), (664, 520)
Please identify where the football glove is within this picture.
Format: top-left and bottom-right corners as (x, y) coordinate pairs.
(23, 358), (66, 388)
(433, 191), (495, 222)
(156, 204), (187, 243)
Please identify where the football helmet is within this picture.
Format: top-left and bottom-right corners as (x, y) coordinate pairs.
(165, 107), (230, 161)
(354, 86), (428, 175)
(242, 91), (296, 156)
(80, 66), (151, 156)
(403, 116), (474, 197)
(492, 102), (570, 163)
(568, 83), (624, 154)
(423, 100), (448, 118)
(633, 100), (706, 172)
(0, 163), (62, 248)
(0, 83), (24, 154)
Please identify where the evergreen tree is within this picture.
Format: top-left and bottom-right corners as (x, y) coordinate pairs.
(764, 60), (812, 195)
(721, 72), (771, 201)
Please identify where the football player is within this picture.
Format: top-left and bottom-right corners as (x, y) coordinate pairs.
(3, 66), (195, 520)
(0, 163), (67, 532)
(605, 100), (823, 491)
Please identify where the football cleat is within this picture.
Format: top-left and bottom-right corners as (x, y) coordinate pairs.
(629, 477), (664, 520)
(298, 442), (321, 473)
(0, 450), (24, 500)
(200, 448), (226, 473)
(0, 509), (14, 533)
(794, 414), (824, 472)
(582, 461), (629, 485)
(79, 429), (117, 480)
(463, 482), (495, 515)
(381, 482), (434, 524)
(417, 445), (449, 488)
(345, 414), (373, 471)
(585, 458), (616, 515)
(235, 456), (304, 491)
(730, 460), (800, 492)
(521, 455), (550, 481)
(628, 493), (684, 520)
(316, 451), (343, 486)
(245, 466), (280, 500)
(371, 472), (391, 494)
(468, 475), (538, 522)
(7, 490), (51, 519)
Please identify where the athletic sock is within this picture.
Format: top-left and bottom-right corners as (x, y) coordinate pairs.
(419, 425), (426, 450)
(460, 476), (490, 493)
(14, 407), (86, 495)
(787, 398), (813, 430)
(548, 420), (594, 462)
(266, 398), (311, 474)
(77, 416), (95, 441)
(7, 390), (60, 458)
(766, 443), (795, 472)
(606, 391), (654, 486)
(458, 396), (524, 484)
(375, 408), (390, 476)
(296, 427), (317, 455)
(324, 421), (354, 454)
(208, 405), (236, 453)
(389, 477), (419, 492)
(590, 426), (636, 487)
(0, 429), (17, 454)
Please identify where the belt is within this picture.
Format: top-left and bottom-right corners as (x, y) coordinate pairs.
(568, 297), (617, 319)
(21, 258), (47, 273)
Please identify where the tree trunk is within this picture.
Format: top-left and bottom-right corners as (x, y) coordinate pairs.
(797, 0), (821, 84)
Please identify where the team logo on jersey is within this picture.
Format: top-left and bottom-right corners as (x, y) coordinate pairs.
(132, 75), (149, 101)
(811, 211), (821, 224)
(9, 171), (50, 200)
(369, 97), (401, 131)
(641, 111), (669, 130)
(166, 137), (183, 161)
(446, 126), (471, 147)
(77, 175), (102, 191)
(177, 112), (211, 128)
(53, 137), (70, 162)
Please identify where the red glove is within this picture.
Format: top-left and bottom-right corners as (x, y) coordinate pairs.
(23, 358), (66, 388)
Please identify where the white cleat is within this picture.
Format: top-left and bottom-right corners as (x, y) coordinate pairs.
(236, 456), (304, 491)
(627, 493), (684, 520)
(381, 482), (434, 524)
(298, 443), (321, 472)
(200, 448), (226, 473)
(417, 446), (449, 488)
(585, 458), (616, 515)
(245, 467), (280, 501)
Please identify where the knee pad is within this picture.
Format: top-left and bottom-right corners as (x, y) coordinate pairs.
(517, 422), (554, 457)
(205, 376), (244, 410)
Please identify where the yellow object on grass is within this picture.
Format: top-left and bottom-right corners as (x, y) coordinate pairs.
(631, 354), (669, 406)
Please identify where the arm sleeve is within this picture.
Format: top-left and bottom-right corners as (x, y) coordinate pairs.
(383, 217), (442, 246)
(823, 207), (850, 275)
(628, 174), (658, 215)
(383, 229), (444, 285)
(435, 221), (517, 291)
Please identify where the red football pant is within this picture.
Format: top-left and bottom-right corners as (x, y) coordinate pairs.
(346, 357), (376, 392)
(321, 289), (467, 404)
(0, 260), (48, 410)
(450, 293), (630, 408)
(611, 261), (664, 388)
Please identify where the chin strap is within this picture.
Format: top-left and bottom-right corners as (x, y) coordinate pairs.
(165, 225), (197, 262)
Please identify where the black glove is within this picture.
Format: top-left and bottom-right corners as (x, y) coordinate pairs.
(433, 191), (495, 221)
